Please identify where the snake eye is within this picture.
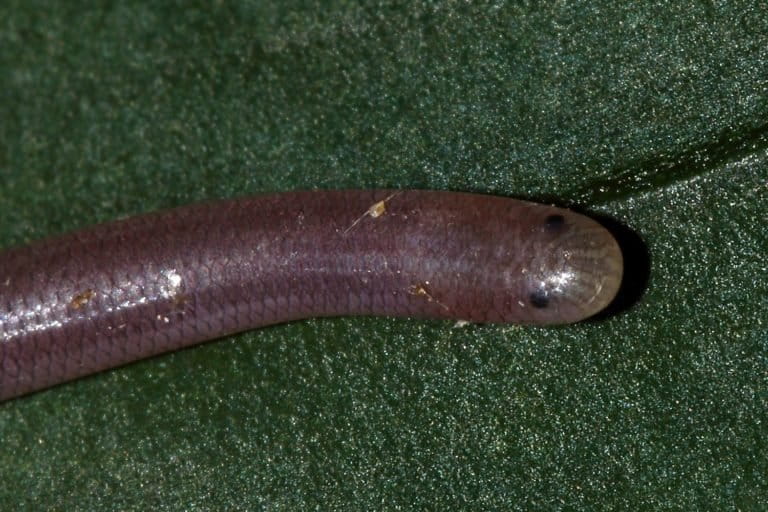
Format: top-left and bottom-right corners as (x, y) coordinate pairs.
(544, 214), (565, 233)
(528, 289), (550, 309)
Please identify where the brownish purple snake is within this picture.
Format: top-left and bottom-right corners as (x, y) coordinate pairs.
(0, 190), (623, 400)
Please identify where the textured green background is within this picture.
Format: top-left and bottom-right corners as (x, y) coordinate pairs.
(1, 1), (767, 509)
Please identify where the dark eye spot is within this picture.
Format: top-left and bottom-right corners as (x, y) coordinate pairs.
(544, 214), (565, 232)
(529, 290), (550, 309)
